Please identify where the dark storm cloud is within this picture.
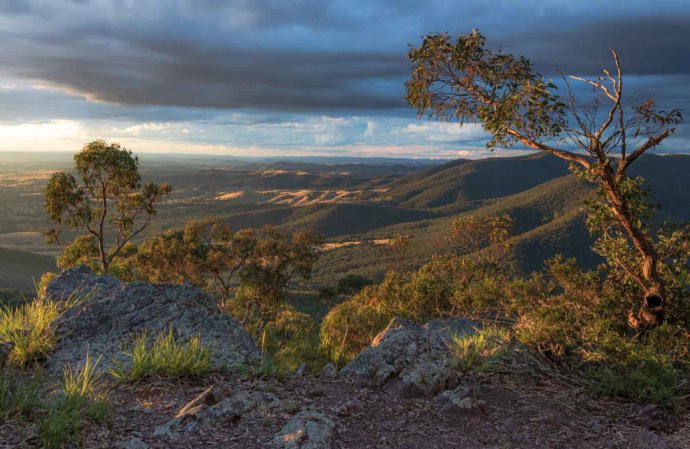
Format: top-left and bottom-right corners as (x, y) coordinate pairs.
(509, 16), (690, 76)
(0, 0), (688, 114)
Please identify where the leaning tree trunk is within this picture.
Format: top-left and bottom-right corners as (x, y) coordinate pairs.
(601, 172), (666, 330)
(637, 254), (666, 329)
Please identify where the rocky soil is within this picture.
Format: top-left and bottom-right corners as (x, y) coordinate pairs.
(4, 370), (686, 449)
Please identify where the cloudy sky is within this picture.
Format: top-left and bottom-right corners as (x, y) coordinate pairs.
(0, 0), (688, 158)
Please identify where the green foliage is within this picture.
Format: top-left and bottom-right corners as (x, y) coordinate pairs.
(38, 397), (83, 449)
(584, 175), (690, 325)
(2, 353), (109, 449)
(405, 29), (685, 329)
(320, 267), (458, 365)
(320, 288), (391, 365)
(0, 372), (42, 417)
(137, 218), (322, 337)
(321, 215), (514, 365)
(584, 325), (689, 405)
(406, 30), (565, 149)
(261, 306), (329, 372)
(45, 140), (171, 273)
(62, 352), (106, 405)
(510, 257), (689, 404)
(0, 285), (89, 367)
(111, 328), (213, 381)
(449, 326), (508, 372)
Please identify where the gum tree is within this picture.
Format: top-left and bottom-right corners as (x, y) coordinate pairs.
(45, 140), (171, 273)
(405, 30), (683, 330)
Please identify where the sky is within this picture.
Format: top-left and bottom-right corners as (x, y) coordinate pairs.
(0, 0), (689, 158)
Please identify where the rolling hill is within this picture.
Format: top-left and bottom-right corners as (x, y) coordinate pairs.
(2, 152), (690, 293)
(0, 246), (56, 292)
(311, 153), (690, 286)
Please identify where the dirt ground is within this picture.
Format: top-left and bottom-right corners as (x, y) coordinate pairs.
(3, 370), (687, 449)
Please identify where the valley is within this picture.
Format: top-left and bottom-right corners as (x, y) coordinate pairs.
(2, 151), (689, 295)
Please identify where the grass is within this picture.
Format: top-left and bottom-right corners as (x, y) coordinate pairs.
(449, 326), (509, 373)
(39, 351), (109, 448)
(0, 298), (62, 366)
(0, 371), (42, 417)
(111, 327), (213, 381)
(0, 288), (89, 367)
(1, 351), (109, 449)
(62, 352), (106, 403)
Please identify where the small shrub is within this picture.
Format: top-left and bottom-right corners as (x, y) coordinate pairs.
(449, 326), (508, 372)
(111, 328), (213, 381)
(259, 306), (330, 373)
(583, 324), (689, 405)
(320, 289), (391, 365)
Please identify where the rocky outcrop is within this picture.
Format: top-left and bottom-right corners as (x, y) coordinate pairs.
(44, 266), (259, 373)
(271, 409), (335, 449)
(342, 317), (477, 397)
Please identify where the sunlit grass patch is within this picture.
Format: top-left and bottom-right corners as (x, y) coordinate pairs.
(449, 326), (509, 372)
(111, 327), (213, 381)
(0, 287), (91, 367)
(0, 298), (62, 366)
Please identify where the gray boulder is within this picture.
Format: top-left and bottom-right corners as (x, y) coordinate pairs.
(272, 409), (335, 449)
(342, 317), (477, 397)
(45, 266), (259, 373)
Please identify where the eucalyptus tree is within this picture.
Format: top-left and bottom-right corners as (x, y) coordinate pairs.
(405, 30), (685, 330)
(45, 140), (171, 273)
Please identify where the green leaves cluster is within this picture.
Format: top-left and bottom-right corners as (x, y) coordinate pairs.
(406, 30), (565, 149)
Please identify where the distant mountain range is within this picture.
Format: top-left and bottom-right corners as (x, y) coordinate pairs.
(2, 151), (689, 292)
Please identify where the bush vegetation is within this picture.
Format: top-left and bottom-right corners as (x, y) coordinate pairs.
(321, 213), (690, 405)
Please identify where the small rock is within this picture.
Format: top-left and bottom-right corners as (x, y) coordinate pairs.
(319, 363), (338, 379)
(272, 409), (335, 449)
(337, 398), (364, 416)
(295, 363), (311, 377)
(383, 377), (423, 398)
(434, 386), (485, 421)
(431, 386), (473, 407)
(154, 390), (281, 438)
(114, 437), (149, 449)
